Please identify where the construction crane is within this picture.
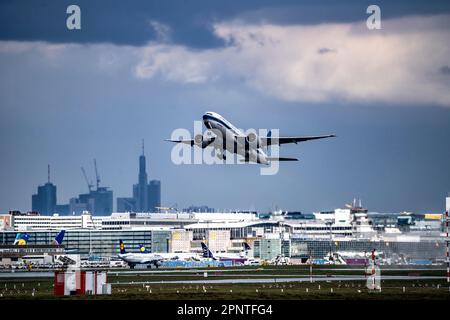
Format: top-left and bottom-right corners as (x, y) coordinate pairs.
(94, 159), (100, 190)
(81, 166), (93, 192)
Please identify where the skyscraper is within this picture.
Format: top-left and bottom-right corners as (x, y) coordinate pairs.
(68, 160), (113, 216)
(117, 197), (136, 212)
(32, 165), (57, 215)
(69, 187), (113, 216)
(136, 141), (149, 212)
(148, 180), (161, 212)
(116, 140), (161, 212)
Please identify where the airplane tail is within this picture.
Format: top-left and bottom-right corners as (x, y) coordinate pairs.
(14, 233), (29, 245)
(52, 230), (65, 245)
(13, 233), (21, 245)
(139, 244), (150, 253)
(119, 240), (126, 254)
(201, 242), (215, 259)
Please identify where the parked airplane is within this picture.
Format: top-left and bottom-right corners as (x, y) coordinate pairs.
(200, 242), (251, 264)
(166, 111), (335, 164)
(118, 240), (164, 268)
(138, 244), (201, 261)
(13, 233), (29, 246)
(13, 230), (65, 246)
(53, 230), (65, 245)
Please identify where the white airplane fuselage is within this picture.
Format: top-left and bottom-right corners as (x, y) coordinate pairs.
(118, 252), (164, 266)
(155, 252), (201, 261)
(202, 112), (270, 164)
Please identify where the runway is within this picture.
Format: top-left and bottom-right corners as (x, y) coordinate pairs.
(0, 271), (53, 278)
(114, 275), (446, 285)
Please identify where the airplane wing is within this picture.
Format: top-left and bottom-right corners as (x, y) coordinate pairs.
(165, 137), (215, 148)
(165, 139), (195, 146)
(266, 157), (299, 161)
(261, 134), (335, 146)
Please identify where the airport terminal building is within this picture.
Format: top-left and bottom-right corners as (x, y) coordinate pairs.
(0, 204), (447, 264)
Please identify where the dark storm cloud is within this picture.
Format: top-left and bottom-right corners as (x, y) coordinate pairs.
(440, 65), (450, 75)
(1, 0), (450, 48)
(1, 0), (450, 214)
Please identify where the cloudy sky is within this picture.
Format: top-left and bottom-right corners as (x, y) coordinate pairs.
(1, 0), (449, 214)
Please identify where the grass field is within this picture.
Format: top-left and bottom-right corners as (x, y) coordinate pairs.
(1, 265), (449, 300)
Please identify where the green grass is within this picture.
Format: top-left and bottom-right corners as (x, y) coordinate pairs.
(1, 265), (449, 300)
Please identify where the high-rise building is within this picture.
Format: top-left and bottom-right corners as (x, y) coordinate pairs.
(148, 180), (161, 212)
(31, 165), (57, 215)
(117, 197), (136, 213)
(116, 141), (161, 212)
(55, 204), (70, 215)
(69, 187), (113, 216)
(136, 144), (149, 211)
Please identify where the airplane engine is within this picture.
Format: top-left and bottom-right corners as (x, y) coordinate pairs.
(194, 133), (215, 148)
(194, 134), (203, 146)
(246, 132), (261, 147)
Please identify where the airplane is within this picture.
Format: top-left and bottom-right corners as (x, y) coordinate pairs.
(13, 230), (65, 246)
(166, 111), (335, 164)
(138, 244), (201, 261)
(53, 230), (65, 246)
(13, 233), (30, 246)
(118, 240), (164, 268)
(200, 242), (251, 264)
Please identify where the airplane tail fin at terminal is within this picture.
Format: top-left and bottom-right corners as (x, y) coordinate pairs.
(139, 244), (150, 253)
(13, 233), (21, 245)
(52, 230), (65, 245)
(201, 242), (215, 259)
(14, 233), (29, 245)
(119, 240), (126, 254)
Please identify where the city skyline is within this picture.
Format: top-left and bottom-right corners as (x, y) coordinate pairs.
(1, 1), (450, 214)
(30, 143), (161, 215)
